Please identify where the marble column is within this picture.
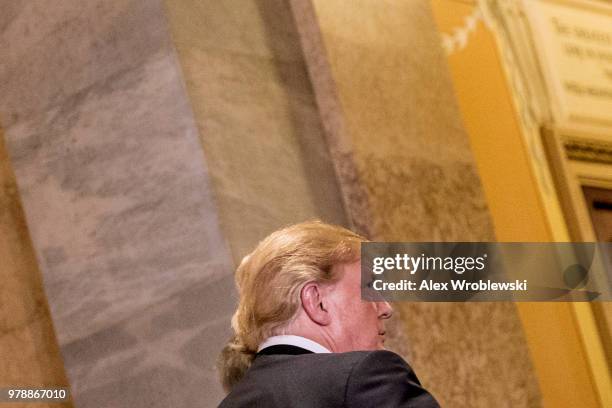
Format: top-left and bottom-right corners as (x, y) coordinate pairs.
(0, 1), (234, 406)
(1, 0), (350, 407)
(163, 0), (349, 262)
(290, 0), (542, 406)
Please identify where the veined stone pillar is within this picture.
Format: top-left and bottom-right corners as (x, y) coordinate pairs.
(1, 1), (234, 406)
(1, 0), (348, 407)
(290, 0), (542, 406)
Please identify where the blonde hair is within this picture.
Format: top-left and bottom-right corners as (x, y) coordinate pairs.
(217, 220), (364, 390)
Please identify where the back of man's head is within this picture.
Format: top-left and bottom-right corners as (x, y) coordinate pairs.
(217, 220), (364, 390)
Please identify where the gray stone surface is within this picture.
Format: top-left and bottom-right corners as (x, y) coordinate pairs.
(164, 0), (349, 262)
(62, 275), (235, 407)
(0, 0), (173, 124)
(4, 50), (231, 345)
(1, 0), (234, 406)
(1, 0), (352, 406)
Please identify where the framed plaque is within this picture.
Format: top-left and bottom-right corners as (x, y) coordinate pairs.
(523, 0), (612, 129)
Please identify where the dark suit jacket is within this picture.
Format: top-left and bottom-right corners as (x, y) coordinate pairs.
(219, 345), (440, 407)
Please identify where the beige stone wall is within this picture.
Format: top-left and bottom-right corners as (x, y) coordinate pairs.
(163, 0), (348, 263)
(292, 0), (542, 406)
(0, 129), (72, 407)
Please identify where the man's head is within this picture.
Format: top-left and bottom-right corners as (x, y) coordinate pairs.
(220, 221), (393, 389)
(295, 259), (392, 352)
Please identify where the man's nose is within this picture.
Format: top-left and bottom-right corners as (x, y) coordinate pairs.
(377, 301), (393, 319)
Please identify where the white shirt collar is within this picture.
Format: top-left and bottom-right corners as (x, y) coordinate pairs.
(257, 335), (331, 353)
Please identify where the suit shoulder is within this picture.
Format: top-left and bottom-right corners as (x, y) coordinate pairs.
(336, 350), (409, 370)
(345, 350), (441, 407)
(346, 350), (417, 382)
(221, 353), (361, 407)
(296, 350), (410, 379)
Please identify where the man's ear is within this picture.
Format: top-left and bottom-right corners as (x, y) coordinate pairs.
(300, 282), (332, 326)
